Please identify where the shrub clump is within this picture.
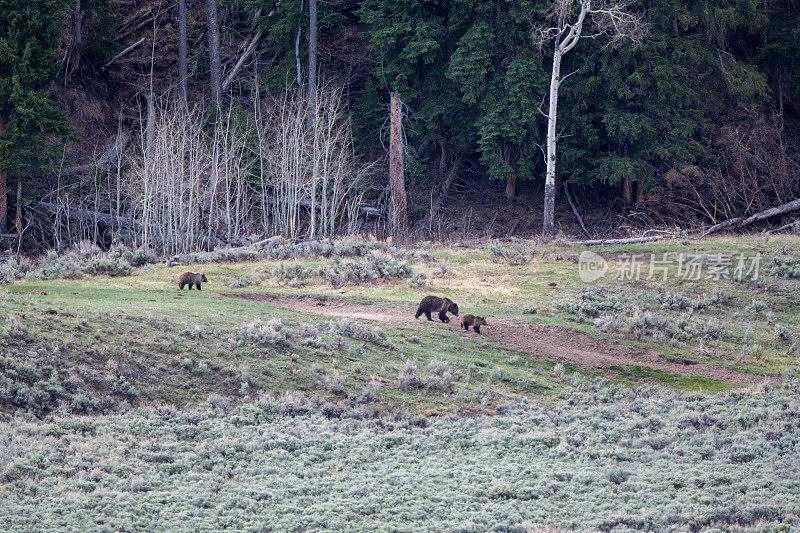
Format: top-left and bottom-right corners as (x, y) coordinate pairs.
(0, 258), (34, 284)
(236, 319), (294, 348)
(763, 255), (800, 279)
(398, 360), (423, 388)
(490, 242), (543, 265)
(83, 257), (134, 277)
(108, 245), (157, 267)
(557, 290), (622, 320)
(17, 241), (148, 282)
(327, 320), (395, 350)
(0, 347), (139, 416)
(320, 252), (413, 288)
(272, 263), (315, 287)
(406, 271), (427, 288)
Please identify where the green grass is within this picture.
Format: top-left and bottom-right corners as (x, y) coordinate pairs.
(2, 236), (800, 531)
(610, 365), (740, 393)
(2, 234), (799, 417)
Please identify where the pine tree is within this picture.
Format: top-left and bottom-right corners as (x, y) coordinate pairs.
(559, 0), (767, 200)
(0, 0), (74, 234)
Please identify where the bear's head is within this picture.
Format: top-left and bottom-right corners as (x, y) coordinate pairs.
(200, 273), (208, 282)
(447, 300), (459, 316)
(477, 316), (488, 326)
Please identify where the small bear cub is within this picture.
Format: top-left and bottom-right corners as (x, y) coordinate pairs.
(177, 271), (208, 291)
(415, 295), (459, 323)
(460, 314), (488, 334)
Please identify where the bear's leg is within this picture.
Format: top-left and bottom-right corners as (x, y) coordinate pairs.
(439, 311), (449, 323)
(415, 308), (423, 320)
(425, 310), (433, 321)
(196, 283), (201, 291)
(188, 283), (194, 290)
(474, 325), (481, 334)
(179, 282), (186, 290)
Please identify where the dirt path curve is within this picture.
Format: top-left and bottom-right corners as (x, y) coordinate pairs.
(222, 292), (770, 384)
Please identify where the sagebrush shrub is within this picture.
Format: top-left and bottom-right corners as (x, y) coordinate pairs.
(327, 320), (395, 350)
(83, 257), (134, 277)
(490, 243), (534, 265)
(320, 252), (413, 288)
(0, 259), (33, 284)
(398, 360), (423, 388)
(271, 263), (314, 287)
(764, 255), (800, 279)
(236, 319), (293, 347)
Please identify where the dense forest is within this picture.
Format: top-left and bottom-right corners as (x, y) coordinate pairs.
(0, 0), (799, 252)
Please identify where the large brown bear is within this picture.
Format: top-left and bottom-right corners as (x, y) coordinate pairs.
(178, 271), (208, 290)
(460, 314), (488, 334)
(415, 295), (459, 323)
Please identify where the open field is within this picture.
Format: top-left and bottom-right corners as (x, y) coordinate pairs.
(2, 235), (800, 530)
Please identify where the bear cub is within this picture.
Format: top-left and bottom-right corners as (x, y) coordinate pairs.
(461, 314), (488, 334)
(178, 271), (208, 290)
(415, 295), (459, 323)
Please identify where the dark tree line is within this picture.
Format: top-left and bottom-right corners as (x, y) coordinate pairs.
(1, 0), (799, 244)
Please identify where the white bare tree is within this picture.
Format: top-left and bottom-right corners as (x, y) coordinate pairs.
(535, 0), (646, 240)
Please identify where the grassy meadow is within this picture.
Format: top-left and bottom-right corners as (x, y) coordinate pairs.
(1, 234), (800, 530)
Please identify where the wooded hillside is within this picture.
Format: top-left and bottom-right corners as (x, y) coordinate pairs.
(1, 0), (799, 251)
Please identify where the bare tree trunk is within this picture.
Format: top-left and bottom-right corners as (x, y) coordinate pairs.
(389, 91), (407, 231)
(68, 0), (82, 79)
(503, 143), (518, 200)
(178, 0), (188, 114)
(295, 0), (304, 90)
(438, 139), (448, 176)
(637, 175), (644, 204)
(15, 177), (22, 247)
(206, 0), (222, 114)
(554, 152), (562, 198)
(505, 173), (516, 200)
(536, 0), (642, 241)
(0, 114), (6, 234)
(308, 0), (318, 118)
(622, 177), (633, 204)
(542, 44), (561, 240)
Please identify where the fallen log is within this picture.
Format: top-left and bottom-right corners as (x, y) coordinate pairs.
(701, 198), (800, 238)
(766, 220), (800, 234)
(36, 202), (142, 232)
(164, 235), (288, 266)
(569, 235), (666, 246)
(564, 183), (590, 238)
(62, 131), (130, 180)
(0, 233), (19, 239)
(103, 38), (145, 70)
(222, 30), (263, 91)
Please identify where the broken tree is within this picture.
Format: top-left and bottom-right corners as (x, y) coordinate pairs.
(389, 91), (407, 231)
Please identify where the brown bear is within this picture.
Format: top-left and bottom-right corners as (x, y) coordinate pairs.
(461, 314), (488, 334)
(415, 295), (459, 323)
(178, 271), (208, 290)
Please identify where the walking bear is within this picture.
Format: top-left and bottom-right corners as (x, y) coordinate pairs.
(177, 271), (208, 290)
(415, 295), (459, 323)
(461, 314), (488, 334)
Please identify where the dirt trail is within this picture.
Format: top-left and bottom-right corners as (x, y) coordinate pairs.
(222, 292), (770, 384)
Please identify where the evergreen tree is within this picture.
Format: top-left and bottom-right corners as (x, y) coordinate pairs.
(358, 0), (476, 170)
(446, 0), (546, 199)
(558, 0), (768, 198)
(0, 0), (74, 233)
